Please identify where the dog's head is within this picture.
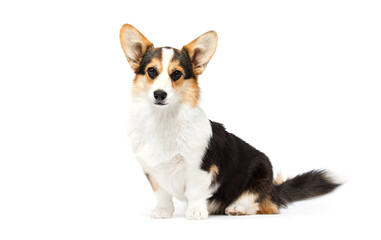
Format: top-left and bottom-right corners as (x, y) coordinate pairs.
(120, 24), (217, 108)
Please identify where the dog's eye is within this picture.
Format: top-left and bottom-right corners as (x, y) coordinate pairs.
(170, 70), (182, 81)
(147, 67), (158, 79)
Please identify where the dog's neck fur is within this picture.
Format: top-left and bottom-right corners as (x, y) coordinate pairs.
(128, 96), (212, 168)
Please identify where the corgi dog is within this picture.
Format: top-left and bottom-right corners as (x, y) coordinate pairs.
(119, 24), (340, 220)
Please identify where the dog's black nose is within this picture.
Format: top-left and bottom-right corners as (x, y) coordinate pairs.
(154, 90), (167, 101)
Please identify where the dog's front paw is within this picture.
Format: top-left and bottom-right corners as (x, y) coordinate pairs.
(186, 205), (208, 220)
(150, 207), (174, 219)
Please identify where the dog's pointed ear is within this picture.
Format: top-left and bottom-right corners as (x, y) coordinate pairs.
(183, 31), (218, 75)
(120, 24), (153, 72)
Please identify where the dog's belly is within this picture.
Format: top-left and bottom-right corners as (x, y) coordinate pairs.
(142, 153), (187, 201)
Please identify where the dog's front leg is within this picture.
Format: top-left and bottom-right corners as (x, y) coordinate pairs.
(151, 187), (174, 219)
(145, 173), (174, 219)
(185, 167), (212, 220)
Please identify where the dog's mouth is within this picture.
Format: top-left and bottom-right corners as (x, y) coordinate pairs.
(154, 102), (168, 106)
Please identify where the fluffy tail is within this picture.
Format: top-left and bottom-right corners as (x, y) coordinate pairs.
(272, 169), (341, 208)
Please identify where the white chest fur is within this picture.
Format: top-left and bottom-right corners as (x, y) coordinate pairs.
(128, 98), (212, 199)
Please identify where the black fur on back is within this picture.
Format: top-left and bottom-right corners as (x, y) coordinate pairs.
(201, 121), (340, 214)
(201, 121), (274, 214)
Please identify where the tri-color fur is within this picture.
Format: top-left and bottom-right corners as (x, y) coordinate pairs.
(120, 24), (340, 220)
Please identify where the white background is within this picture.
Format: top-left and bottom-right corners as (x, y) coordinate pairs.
(1, 0), (380, 239)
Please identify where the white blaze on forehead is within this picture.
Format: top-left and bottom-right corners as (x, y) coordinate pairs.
(150, 48), (174, 92)
(161, 48), (174, 72)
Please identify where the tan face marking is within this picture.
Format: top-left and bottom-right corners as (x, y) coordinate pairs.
(168, 60), (185, 89)
(131, 75), (147, 95)
(179, 78), (200, 107)
(131, 51), (163, 95)
(168, 58), (200, 107)
(145, 58), (163, 85)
